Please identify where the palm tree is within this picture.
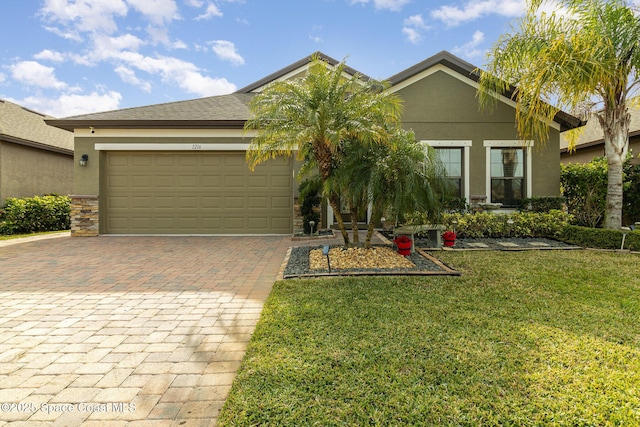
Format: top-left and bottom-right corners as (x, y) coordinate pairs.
(245, 54), (403, 245)
(333, 129), (450, 248)
(478, 0), (640, 229)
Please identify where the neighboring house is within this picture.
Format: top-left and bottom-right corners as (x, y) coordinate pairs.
(560, 105), (640, 165)
(0, 99), (74, 203)
(48, 51), (581, 237)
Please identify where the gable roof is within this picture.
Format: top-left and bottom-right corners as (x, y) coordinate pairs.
(46, 50), (582, 134)
(236, 51), (370, 93)
(388, 50), (582, 132)
(0, 99), (73, 155)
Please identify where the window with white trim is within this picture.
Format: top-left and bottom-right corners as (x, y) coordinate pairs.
(484, 141), (533, 208)
(421, 141), (471, 203)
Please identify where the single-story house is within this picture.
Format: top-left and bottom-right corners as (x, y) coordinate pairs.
(0, 99), (74, 202)
(560, 105), (640, 165)
(48, 51), (581, 237)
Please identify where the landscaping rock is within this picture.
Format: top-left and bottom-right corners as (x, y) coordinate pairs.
(309, 246), (415, 270)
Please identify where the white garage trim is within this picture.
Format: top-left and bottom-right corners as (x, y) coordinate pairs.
(95, 143), (250, 151)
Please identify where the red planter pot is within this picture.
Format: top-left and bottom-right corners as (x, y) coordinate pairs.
(394, 236), (413, 256)
(443, 239), (455, 247)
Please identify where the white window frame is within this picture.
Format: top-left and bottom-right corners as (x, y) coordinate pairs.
(483, 140), (534, 206)
(422, 140), (472, 204)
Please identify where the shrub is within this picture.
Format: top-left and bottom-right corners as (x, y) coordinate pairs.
(0, 194), (71, 234)
(298, 178), (322, 234)
(561, 158), (607, 227)
(438, 210), (573, 239)
(560, 225), (640, 250)
(561, 155), (640, 227)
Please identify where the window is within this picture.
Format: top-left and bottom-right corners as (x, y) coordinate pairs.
(484, 141), (533, 208)
(435, 148), (463, 198)
(490, 148), (524, 207)
(422, 141), (471, 203)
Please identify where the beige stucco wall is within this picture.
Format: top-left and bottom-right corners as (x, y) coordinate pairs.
(0, 141), (73, 202)
(395, 70), (561, 199)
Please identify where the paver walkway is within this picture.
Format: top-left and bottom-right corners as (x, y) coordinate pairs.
(0, 235), (293, 426)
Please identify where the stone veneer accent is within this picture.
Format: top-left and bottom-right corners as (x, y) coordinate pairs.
(70, 195), (99, 237)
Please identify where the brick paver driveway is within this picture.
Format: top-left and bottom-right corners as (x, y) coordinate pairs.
(0, 235), (292, 426)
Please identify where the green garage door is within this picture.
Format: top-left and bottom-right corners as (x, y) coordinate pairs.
(103, 152), (293, 234)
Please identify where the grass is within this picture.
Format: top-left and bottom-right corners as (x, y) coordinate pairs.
(218, 250), (640, 426)
(0, 230), (68, 241)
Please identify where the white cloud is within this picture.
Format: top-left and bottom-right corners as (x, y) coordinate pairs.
(402, 27), (422, 44)
(40, 0), (128, 36)
(349, 0), (412, 11)
(402, 14), (429, 44)
(195, 3), (223, 20)
(185, 0), (204, 6)
(210, 40), (245, 65)
(0, 73), (5, 85)
(34, 49), (66, 63)
(431, 0), (526, 27)
(127, 0), (180, 25)
(10, 61), (68, 90)
(114, 51), (237, 96)
(115, 65), (152, 92)
(17, 90), (123, 117)
(452, 30), (486, 59)
(178, 70), (237, 97)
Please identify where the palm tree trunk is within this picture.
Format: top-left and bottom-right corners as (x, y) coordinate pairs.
(364, 208), (382, 249)
(329, 195), (350, 246)
(350, 204), (360, 244)
(598, 106), (630, 229)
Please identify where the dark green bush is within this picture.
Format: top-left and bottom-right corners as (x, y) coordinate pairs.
(298, 178), (322, 234)
(0, 194), (71, 234)
(560, 225), (640, 250)
(439, 210), (572, 239)
(561, 158), (608, 227)
(561, 155), (640, 227)
(518, 196), (565, 212)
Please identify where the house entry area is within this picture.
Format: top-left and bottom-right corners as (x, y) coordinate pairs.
(102, 151), (293, 234)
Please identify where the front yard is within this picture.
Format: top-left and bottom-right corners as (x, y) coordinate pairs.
(219, 249), (640, 426)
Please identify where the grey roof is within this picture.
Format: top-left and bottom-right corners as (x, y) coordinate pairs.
(236, 51), (370, 93)
(46, 50), (582, 133)
(561, 104), (640, 152)
(49, 93), (254, 131)
(0, 99), (73, 154)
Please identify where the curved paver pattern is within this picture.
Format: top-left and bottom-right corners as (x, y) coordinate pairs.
(0, 235), (291, 426)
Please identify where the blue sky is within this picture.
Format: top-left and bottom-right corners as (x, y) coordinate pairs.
(1, 0), (539, 117)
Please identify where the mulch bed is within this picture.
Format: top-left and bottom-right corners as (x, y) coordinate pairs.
(283, 244), (459, 279)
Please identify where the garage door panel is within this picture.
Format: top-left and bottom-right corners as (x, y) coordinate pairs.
(248, 196), (268, 208)
(224, 175), (245, 187)
(224, 217), (244, 229)
(272, 196), (292, 209)
(248, 218), (268, 230)
(225, 196), (244, 209)
(202, 196), (221, 208)
(104, 152), (292, 234)
(271, 175), (291, 188)
(202, 175), (221, 187)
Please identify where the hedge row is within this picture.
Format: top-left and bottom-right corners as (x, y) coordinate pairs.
(560, 225), (640, 251)
(0, 195), (71, 235)
(409, 210), (573, 239)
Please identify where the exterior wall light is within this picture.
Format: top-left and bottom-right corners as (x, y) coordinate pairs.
(79, 154), (89, 166)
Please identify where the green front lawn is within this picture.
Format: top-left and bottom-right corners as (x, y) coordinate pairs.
(219, 250), (640, 426)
